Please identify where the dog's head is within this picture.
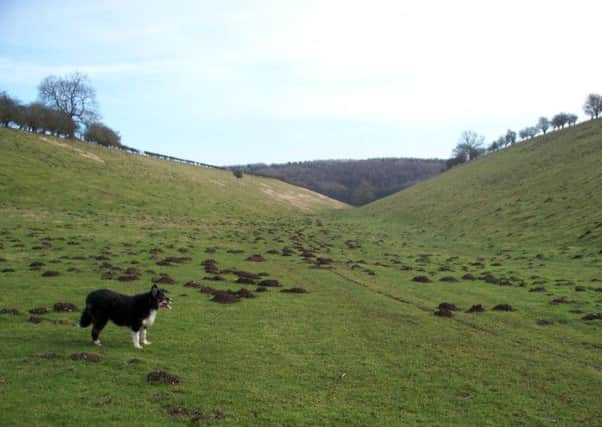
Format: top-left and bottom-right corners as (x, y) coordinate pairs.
(150, 284), (172, 310)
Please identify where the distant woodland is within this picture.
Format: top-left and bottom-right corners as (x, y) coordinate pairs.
(235, 158), (446, 206)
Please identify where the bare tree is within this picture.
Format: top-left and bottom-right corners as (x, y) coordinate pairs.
(38, 72), (98, 136)
(551, 113), (569, 130)
(567, 114), (578, 126)
(537, 117), (550, 135)
(505, 129), (517, 146)
(583, 93), (602, 119)
(452, 130), (485, 162)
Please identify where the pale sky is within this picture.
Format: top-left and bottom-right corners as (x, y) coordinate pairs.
(1, 0), (600, 165)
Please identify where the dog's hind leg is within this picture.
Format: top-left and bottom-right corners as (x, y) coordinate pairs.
(91, 316), (108, 346)
(141, 326), (151, 345)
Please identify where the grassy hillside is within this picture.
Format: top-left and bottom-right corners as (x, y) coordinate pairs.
(0, 129), (346, 221)
(0, 127), (600, 426)
(361, 119), (602, 249)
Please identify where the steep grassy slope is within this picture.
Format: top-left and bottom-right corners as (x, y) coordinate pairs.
(0, 129), (346, 221)
(361, 119), (602, 249)
(0, 128), (600, 426)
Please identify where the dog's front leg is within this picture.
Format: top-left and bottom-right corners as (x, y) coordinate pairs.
(141, 326), (151, 345)
(131, 328), (143, 349)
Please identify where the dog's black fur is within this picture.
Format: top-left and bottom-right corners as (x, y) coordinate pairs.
(79, 284), (171, 347)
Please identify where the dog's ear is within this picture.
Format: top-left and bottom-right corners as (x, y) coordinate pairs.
(151, 285), (158, 297)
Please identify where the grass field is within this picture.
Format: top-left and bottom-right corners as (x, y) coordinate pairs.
(0, 126), (600, 426)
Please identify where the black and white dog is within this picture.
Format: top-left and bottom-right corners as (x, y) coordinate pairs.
(79, 284), (172, 349)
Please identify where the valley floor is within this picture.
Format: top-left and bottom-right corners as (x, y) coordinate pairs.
(1, 208), (600, 426)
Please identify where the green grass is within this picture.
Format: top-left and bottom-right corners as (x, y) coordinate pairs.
(0, 126), (601, 426)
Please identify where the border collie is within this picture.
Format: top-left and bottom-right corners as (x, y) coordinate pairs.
(79, 284), (172, 348)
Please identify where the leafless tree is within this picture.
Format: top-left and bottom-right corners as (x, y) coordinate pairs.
(505, 129), (517, 146)
(0, 91), (20, 127)
(452, 130), (485, 162)
(38, 72), (98, 136)
(537, 117), (550, 135)
(583, 93), (602, 119)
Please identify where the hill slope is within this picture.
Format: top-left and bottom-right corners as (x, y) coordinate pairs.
(361, 119), (602, 248)
(235, 158), (445, 206)
(0, 129), (347, 221)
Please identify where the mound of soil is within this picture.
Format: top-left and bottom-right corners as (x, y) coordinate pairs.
(53, 302), (80, 312)
(246, 254), (265, 262)
(205, 247), (217, 254)
(236, 277), (256, 285)
(28, 316), (44, 323)
(466, 304), (485, 313)
(149, 247), (163, 255)
(438, 302), (457, 311)
(461, 273), (477, 281)
(439, 276), (458, 283)
(258, 279), (281, 288)
(581, 313), (601, 321)
(204, 275), (226, 282)
(210, 291), (240, 304)
(226, 249), (244, 254)
(147, 370), (179, 385)
(101, 271), (115, 280)
(529, 287), (547, 292)
(40, 270), (60, 277)
(434, 308), (453, 317)
(536, 319), (554, 326)
(167, 405), (225, 423)
(29, 261), (45, 270)
(29, 307), (49, 315)
(156, 256), (192, 266)
(493, 304), (514, 311)
(575, 286), (587, 292)
(480, 274), (499, 284)
(230, 288), (255, 299)
(412, 275), (432, 283)
(152, 274), (176, 285)
(255, 287), (268, 292)
(281, 287), (308, 294)
(550, 297), (569, 305)
(199, 286), (217, 295)
(184, 280), (202, 288)
(70, 352), (102, 363)
(0, 308), (20, 315)
(281, 248), (294, 256)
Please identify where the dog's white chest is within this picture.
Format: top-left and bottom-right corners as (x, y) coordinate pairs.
(143, 309), (157, 326)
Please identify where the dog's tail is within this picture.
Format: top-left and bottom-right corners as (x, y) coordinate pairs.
(79, 305), (93, 328)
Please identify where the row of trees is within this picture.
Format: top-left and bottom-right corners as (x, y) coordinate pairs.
(448, 93), (602, 168)
(1, 73), (121, 147)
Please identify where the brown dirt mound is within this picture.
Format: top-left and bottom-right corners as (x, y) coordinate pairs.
(412, 275), (432, 283)
(205, 247), (217, 253)
(258, 279), (280, 287)
(30, 261), (45, 270)
(53, 302), (80, 312)
(210, 291), (240, 304)
(246, 254), (265, 262)
(439, 276), (458, 283)
(434, 308), (453, 317)
(70, 352), (102, 362)
(466, 304), (485, 313)
(461, 273), (477, 281)
(152, 274), (176, 284)
(147, 370), (179, 385)
(550, 297), (569, 305)
(41, 270), (60, 277)
(149, 247), (163, 255)
(236, 277), (256, 285)
(230, 288), (255, 299)
(28, 315), (45, 323)
(184, 281), (202, 288)
(575, 286), (587, 292)
(204, 275), (226, 281)
(536, 319), (554, 326)
(529, 287), (547, 292)
(156, 256), (192, 266)
(199, 286), (217, 294)
(255, 287), (268, 292)
(0, 308), (20, 315)
(226, 249), (244, 254)
(229, 270), (261, 280)
(167, 405), (225, 423)
(29, 307), (49, 315)
(315, 257), (333, 266)
(281, 287), (308, 294)
(493, 304), (514, 311)
(581, 313), (601, 321)
(438, 302), (457, 311)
